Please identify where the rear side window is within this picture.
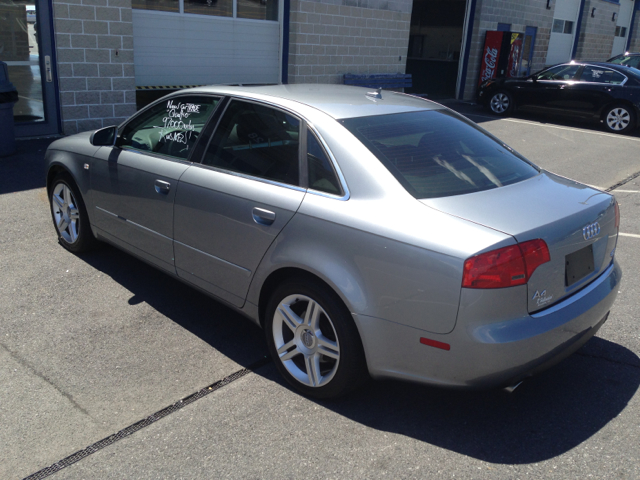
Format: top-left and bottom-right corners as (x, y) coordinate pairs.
(118, 96), (219, 159)
(580, 66), (626, 85)
(202, 100), (300, 186)
(341, 110), (538, 199)
(307, 131), (341, 195)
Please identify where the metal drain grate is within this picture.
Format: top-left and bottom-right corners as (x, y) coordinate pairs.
(24, 357), (271, 480)
(606, 169), (640, 192)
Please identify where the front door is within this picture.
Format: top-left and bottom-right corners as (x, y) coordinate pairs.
(90, 95), (221, 273)
(0, 0), (60, 136)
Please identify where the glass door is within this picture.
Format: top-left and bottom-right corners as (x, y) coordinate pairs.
(0, 0), (60, 136)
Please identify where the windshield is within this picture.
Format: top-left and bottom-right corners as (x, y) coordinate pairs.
(341, 110), (539, 199)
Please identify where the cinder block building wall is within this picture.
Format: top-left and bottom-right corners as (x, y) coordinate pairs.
(575, 0), (617, 60)
(52, 0), (137, 135)
(287, 0), (412, 84)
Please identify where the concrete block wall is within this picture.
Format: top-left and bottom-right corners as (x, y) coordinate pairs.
(461, 0), (554, 101)
(53, 0), (136, 135)
(575, 0), (617, 61)
(287, 0), (411, 84)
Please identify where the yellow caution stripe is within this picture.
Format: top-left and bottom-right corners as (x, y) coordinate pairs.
(136, 85), (204, 90)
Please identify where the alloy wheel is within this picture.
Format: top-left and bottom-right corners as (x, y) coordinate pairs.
(51, 182), (80, 244)
(490, 93), (510, 114)
(606, 107), (631, 131)
(272, 294), (340, 387)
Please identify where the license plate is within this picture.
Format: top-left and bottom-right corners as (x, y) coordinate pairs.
(565, 244), (595, 287)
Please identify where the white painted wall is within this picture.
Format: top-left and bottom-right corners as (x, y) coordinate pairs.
(546, 0), (581, 65)
(132, 10), (280, 87)
(612, 0), (634, 57)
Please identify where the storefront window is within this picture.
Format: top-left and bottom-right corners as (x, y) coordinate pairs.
(132, 0), (179, 13)
(184, 0), (232, 18)
(237, 0), (278, 21)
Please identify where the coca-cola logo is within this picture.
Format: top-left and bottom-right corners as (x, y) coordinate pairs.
(482, 47), (498, 81)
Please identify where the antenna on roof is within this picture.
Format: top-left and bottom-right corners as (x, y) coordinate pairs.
(366, 88), (383, 100)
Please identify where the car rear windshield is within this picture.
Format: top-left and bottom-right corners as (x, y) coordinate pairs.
(341, 110), (539, 199)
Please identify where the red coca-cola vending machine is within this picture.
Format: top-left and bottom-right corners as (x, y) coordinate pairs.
(478, 31), (524, 86)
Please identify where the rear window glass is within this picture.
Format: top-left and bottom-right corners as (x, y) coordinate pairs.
(341, 110), (539, 199)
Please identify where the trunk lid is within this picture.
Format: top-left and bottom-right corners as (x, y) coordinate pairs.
(421, 172), (618, 313)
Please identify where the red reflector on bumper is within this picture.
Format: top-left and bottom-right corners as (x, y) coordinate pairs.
(420, 337), (451, 351)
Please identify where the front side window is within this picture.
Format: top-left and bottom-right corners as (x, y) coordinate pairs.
(118, 96), (220, 159)
(341, 110), (539, 199)
(537, 64), (580, 81)
(202, 100), (300, 186)
(580, 66), (625, 85)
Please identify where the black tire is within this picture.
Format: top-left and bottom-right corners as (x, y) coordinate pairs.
(602, 104), (636, 134)
(487, 90), (513, 116)
(49, 172), (98, 253)
(264, 278), (368, 399)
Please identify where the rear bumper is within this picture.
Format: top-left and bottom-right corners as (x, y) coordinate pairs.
(355, 260), (621, 388)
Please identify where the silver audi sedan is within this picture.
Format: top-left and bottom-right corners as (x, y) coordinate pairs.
(45, 85), (621, 398)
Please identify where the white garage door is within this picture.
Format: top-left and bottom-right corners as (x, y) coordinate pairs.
(546, 0), (581, 65)
(132, 1), (281, 87)
(611, 0), (634, 57)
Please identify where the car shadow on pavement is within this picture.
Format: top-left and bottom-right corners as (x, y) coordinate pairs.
(76, 240), (638, 465)
(314, 335), (640, 464)
(75, 243), (269, 370)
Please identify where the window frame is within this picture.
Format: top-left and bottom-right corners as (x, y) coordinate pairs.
(191, 96), (350, 200)
(131, 0), (279, 22)
(115, 93), (223, 164)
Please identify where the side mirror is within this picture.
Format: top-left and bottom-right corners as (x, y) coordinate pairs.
(90, 125), (117, 146)
(531, 75), (538, 82)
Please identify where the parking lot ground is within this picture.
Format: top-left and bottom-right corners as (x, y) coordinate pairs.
(2, 109), (640, 479)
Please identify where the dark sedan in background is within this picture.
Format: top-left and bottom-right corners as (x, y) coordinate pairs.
(607, 52), (640, 69)
(477, 61), (640, 134)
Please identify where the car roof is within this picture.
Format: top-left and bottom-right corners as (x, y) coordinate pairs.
(183, 84), (444, 119)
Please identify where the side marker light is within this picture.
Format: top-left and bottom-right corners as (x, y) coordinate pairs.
(420, 337), (451, 351)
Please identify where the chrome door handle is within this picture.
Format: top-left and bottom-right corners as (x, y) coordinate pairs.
(252, 207), (276, 226)
(154, 180), (171, 194)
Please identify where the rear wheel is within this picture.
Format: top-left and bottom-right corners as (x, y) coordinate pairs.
(49, 173), (97, 253)
(603, 104), (636, 134)
(264, 279), (368, 399)
(488, 91), (513, 116)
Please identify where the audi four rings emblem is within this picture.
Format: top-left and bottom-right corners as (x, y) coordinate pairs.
(583, 222), (600, 240)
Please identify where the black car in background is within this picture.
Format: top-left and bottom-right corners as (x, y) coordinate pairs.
(477, 61), (640, 134)
(607, 52), (640, 69)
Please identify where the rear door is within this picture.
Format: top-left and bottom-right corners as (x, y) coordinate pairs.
(173, 99), (305, 307)
(568, 65), (627, 119)
(91, 95), (220, 272)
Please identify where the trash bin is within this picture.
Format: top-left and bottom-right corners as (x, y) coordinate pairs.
(0, 61), (19, 157)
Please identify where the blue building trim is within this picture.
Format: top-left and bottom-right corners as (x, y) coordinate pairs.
(626, 1), (639, 51)
(282, 0), (290, 84)
(572, 0), (587, 59)
(458, 0), (478, 99)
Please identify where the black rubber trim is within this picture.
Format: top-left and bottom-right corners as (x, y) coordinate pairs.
(23, 357), (271, 480)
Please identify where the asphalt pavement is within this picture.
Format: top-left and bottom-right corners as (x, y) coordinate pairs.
(1, 104), (639, 480)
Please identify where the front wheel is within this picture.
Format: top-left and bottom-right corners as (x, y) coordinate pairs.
(49, 173), (97, 253)
(488, 91), (513, 116)
(603, 105), (636, 134)
(264, 279), (368, 399)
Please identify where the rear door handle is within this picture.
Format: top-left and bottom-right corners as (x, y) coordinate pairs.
(252, 207), (276, 226)
(155, 179), (171, 194)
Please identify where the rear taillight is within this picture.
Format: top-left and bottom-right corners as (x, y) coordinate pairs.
(615, 200), (620, 229)
(462, 239), (550, 289)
